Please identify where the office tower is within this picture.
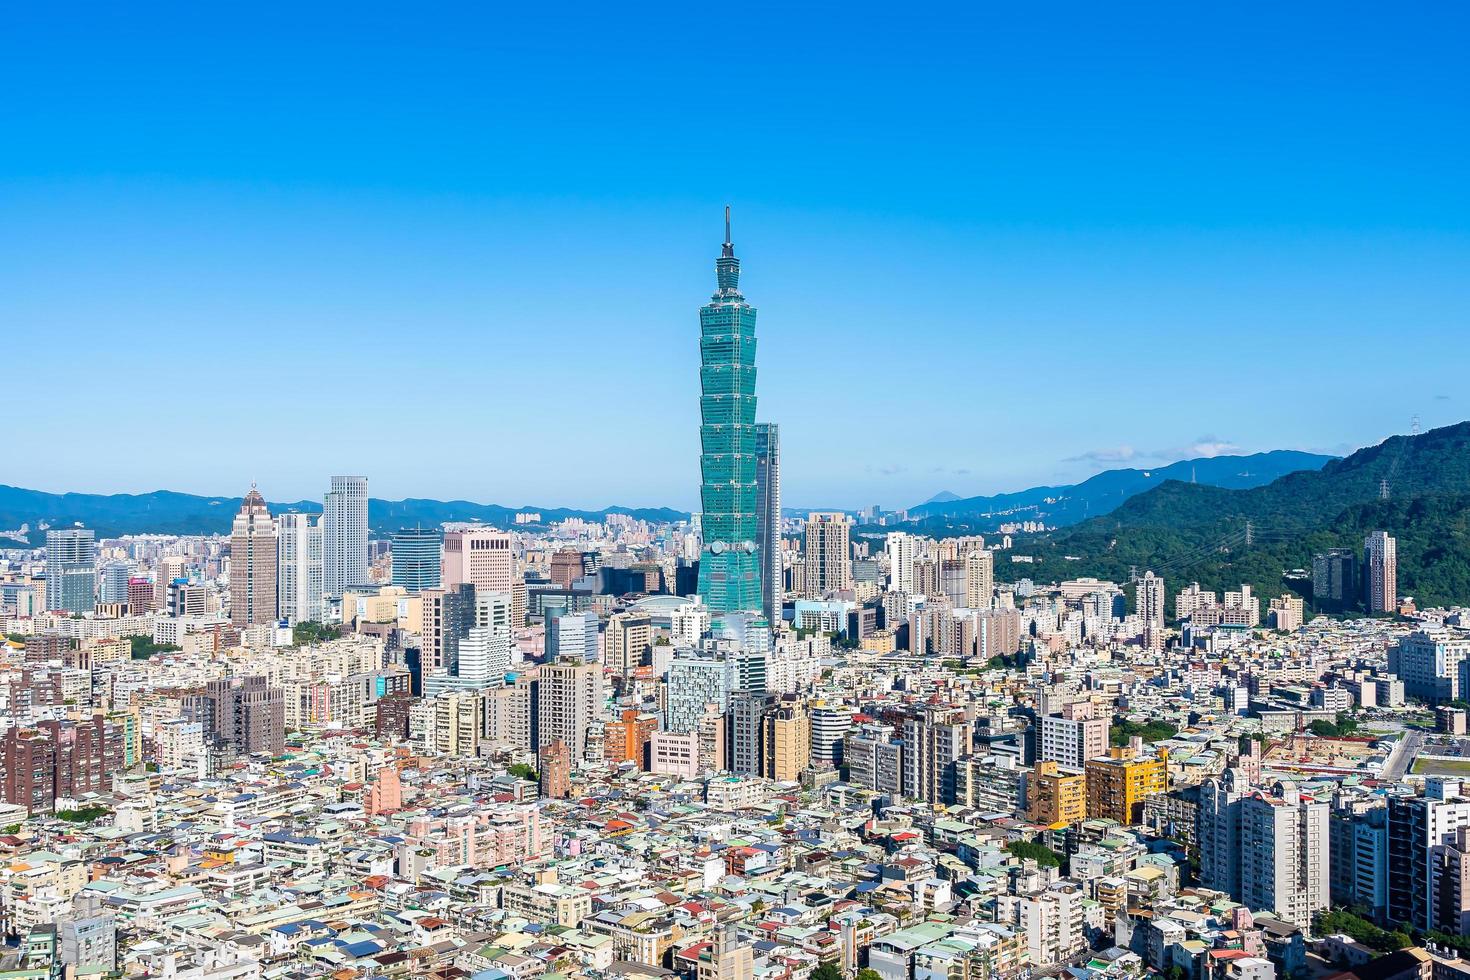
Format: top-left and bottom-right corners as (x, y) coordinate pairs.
(1029, 761), (1088, 825)
(964, 548), (994, 609)
(229, 487), (278, 628)
(323, 475), (368, 598)
(97, 561), (132, 605)
(45, 529), (96, 614)
(421, 584), (477, 673)
(1235, 781), (1329, 928)
(154, 555), (187, 608)
(548, 610), (599, 662)
(605, 612), (652, 675)
(549, 548), (585, 589)
(458, 625), (510, 686)
(187, 676), (284, 757)
(902, 706), (972, 804)
(886, 532), (919, 595)
(762, 698), (810, 781)
(809, 701), (855, 768)
(1085, 747), (1167, 825)
(696, 209), (764, 616)
(1365, 530), (1398, 614)
(1313, 548), (1359, 610)
(1039, 713), (1108, 770)
(126, 577), (154, 615)
(391, 527), (442, 594)
(754, 421), (782, 625)
(539, 739), (572, 799)
(442, 527), (515, 593)
(803, 512), (852, 597)
(537, 659), (603, 762)
(276, 511), (324, 625)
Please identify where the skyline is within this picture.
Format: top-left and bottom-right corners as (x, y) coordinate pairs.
(5, 4), (1470, 508)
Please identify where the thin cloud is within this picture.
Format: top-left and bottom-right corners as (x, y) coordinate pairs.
(1156, 435), (1242, 460)
(1064, 446), (1138, 464)
(1435, 394), (1452, 401)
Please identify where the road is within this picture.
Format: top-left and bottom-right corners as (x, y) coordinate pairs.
(1383, 730), (1422, 781)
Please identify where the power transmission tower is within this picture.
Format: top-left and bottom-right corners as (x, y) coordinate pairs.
(1412, 415), (1421, 435)
(1380, 478), (1390, 501)
(1245, 521), (1253, 546)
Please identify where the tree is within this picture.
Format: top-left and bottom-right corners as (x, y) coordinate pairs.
(812, 963), (843, 980)
(858, 970), (882, 980)
(1005, 840), (1063, 869)
(507, 763), (538, 782)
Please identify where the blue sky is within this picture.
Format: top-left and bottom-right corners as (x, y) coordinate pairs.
(4, 3), (1468, 510)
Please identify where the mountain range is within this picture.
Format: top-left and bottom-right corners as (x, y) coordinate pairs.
(0, 485), (686, 542)
(998, 421), (1470, 610)
(905, 450), (1335, 529)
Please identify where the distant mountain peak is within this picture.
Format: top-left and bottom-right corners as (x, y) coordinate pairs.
(925, 490), (962, 504)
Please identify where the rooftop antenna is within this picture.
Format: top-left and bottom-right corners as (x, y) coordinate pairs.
(724, 205), (732, 246)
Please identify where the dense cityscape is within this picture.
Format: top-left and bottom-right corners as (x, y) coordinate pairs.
(2, 215), (1470, 980)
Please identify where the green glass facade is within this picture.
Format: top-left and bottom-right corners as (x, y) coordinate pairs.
(697, 213), (763, 615)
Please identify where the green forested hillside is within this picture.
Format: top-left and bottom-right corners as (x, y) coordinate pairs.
(1000, 422), (1470, 612)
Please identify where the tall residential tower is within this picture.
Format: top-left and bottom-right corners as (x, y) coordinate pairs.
(696, 209), (763, 617)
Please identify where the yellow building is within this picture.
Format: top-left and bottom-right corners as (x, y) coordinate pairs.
(761, 700), (810, 781)
(1028, 760), (1088, 825)
(1084, 747), (1167, 825)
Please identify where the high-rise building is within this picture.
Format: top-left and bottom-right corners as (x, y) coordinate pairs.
(809, 701), (855, 769)
(97, 561), (132, 605)
(391, 527), (443, 594)
(421, 584), (477, 673)
(276, 511), (324, 625)
(323, 475), (369, 598)
(1389, 627), (1470, 701)
(965, 548), (994, 609)
(1365, 530), (1398, 614)
(604, 612), (652, 676)
(1313, 548), (1359, 610)
(727, 688), (765, 775)
(1085, 747), (1167, 825)
(126, 577), (154, 615)
(886, 532), (919, 595)
(696, 209), (763, 617)
(1029, 760), (1088, 826)
(229, 487), (278, 628)
(442, 527), (515, 594)
(187, 676), (284, 758)
(902, 706), (972, 804)
(803, 512), (852, 597)
(1039, 712), (1108, 770)
(549, 548), (585, 589)
(1238, 781), (1329, 928)
(845, 722), (903, 796)
(603, 709), (657, 769)
(1137, 571), (1166, 649)
(539, 739), (571, 799)
(761, 698), (810, 781)
(457, 591), (513, 684)
(1388, 778), (1470, 933)
(754, 421), (782, 626)
(548, 610), (599, 663)
(538, 658), (604, 762)
(45, 529), (96, 614)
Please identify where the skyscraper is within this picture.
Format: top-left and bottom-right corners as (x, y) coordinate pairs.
(803, 512), (852, 597)
(97, 561), (132, 605)
(391, 527), (443, 594)
(442, 527), (515, 594)
(276, 512), (324, 625)
(1138, 570), (1166, 649)
(754, 421), (782, 626)
(886, 531), (919, 595)
(229, 487), (278, 628)
(964, 548), (994, 609)
(1365, 530), (1398, 614)
(696, 209), (763, 617)
(45, 529), (96, 614)
(323, 475), (368, 598)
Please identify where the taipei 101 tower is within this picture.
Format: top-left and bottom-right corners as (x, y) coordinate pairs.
(696, 208), (764, 617)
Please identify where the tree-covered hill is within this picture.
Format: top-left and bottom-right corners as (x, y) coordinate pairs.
(999, 422), (1470, 612)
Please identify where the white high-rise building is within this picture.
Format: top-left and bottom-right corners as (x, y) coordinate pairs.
(549, 610), (599, 662)
(1039, 713), (1108, 770)
(323, 475), (368, 598)
(886, 532), (919, 595)
(964, 548), (994, 609)
(1238, 781), (1329, 928)
(1365, 530), (1398, 614)
(277, 512), (324, 625)
(671, 599), (711, 648)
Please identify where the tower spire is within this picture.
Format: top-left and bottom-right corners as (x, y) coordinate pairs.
(722, 205), (735, 258)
